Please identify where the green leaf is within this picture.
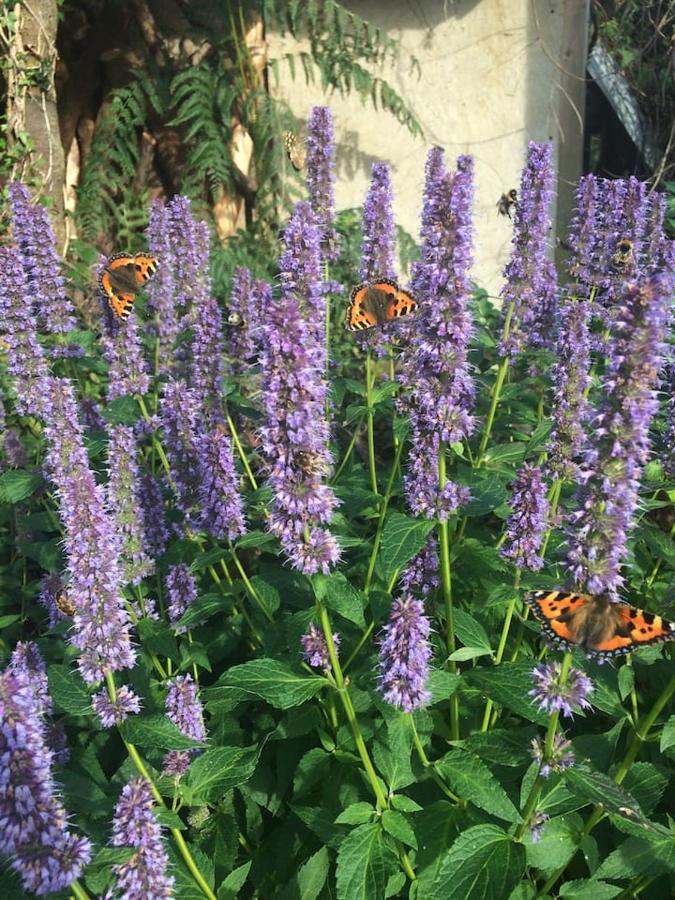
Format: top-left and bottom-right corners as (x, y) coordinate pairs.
(459, 727), (536, 767)
(525, 813), (581, 876)
(462, 477), (508, 517)
(290, 847), (330, 900)
(563, 765), (648, 824)
(335, 823), (398, 900)
(454, 609), (492, 652)
(660, 715), (675, 752)
(335, 802), (375, 825)
(155, 808), (186, 830)
(448, 647), (493, 662)
(0, 614), (20, 628)
(186, 745), (260, 803)
(595, 834), (675, 879)
(0, 470), (42, 503)
(104, 394), (141, 425)
(379, 512), (435, 580)
(483, 443), (527, 467)
(415, 803), (469, 894)
(312, 572), (365, 627)
(617, 664), (634, 701)
(382, 810), (417, 849)
(466, 662), (549, 725)
(47, 665), (91, 716)
(391, 795), (423, 813)
(427, 670), (461, 704)
(173, 593), (232, 630)
(236, 530), (277, 549)
(558, 880), (622, 899)
(293, 748), (332, 799)
(120, 714), (205, 750)
(216, 659), (328, 709)
(373, 713), (414, 790)
(622, 762), (668, 815)
(436, 750), (521, 823)
(218, 861), (251, 899)
(430, 825), (526, 900)
(250, 576), (280, 616)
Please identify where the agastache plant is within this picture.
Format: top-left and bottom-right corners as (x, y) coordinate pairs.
(378, 595), (432, 711)
(501, 463), (549, 571)
(259, 202), (340, 573)
(162, 675), (207, 778)
(566, 274), (674, 595)
(306, 105), (339, 260)
(146, 198), (181, 372)
(302, 623), (340, 673)
(227, 266), (257, 374)
(402, 148), (475, 519)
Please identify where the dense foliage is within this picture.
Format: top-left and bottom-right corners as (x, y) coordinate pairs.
(0, 106), (674, 900)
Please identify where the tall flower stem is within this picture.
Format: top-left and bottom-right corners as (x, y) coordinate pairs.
(538, 668), (675, 895)
(475, 302), (514, 466)
(316, 602), (416, 881)
(228, 542), (273, 623)
(137, 394), (173, 482)
(364, 437), (405, 592)
(515, 651), (573, 841)
(226, 413), (258, 490)
(104, 673), (216, 900)
(71, 881), (90, 900)
(410, 716), (462, 804)
(332, 418), (363, 483)
(365, 352), (379, 495)
(438, 445), (459, 741)
(480, 569), (522, 731)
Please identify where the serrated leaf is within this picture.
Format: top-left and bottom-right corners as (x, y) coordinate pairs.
(382, 810), (417, 849)
(335, 802), (375, 825)
(120, 714), (205, 750)
(563, 765), (648, 824)
(312, 572), (365, 627)
(622, 762), (668, 815)
(462, 477), (508, 517)
(173, 592), (232, 630)
(427, 669), (461, 703)
(454, 609), (492, 652)
(525, 813), (580, 876)
(292, 847), (330, 900)
(47, 664), (91, 716)
(558, 880), (622, 899)
(660, 714), (675, 752)
(436, 750), (521, 823)
(236, 530), (277, 549)
(250, 576), (280, 616)
(0, 469), (42, 503)
(466, 662), (549, 725)
(430, 825), (526, 900)
(391, 795), (423, 813)
(617, 664), (634, 701)
(293, 748), (332, 799)
(218, 861), (251, 900)
(104, 394), (141, 425)
(379, 512), (435, 580)
(595, 834), (675, 879)
(459, 727), (536, 767)
(335, 823), (398, 900)
(186, 745), (260, 803)
(216, 658), (328, 708)
(448, 647), (493, 661)
(484, 442), (527, 466)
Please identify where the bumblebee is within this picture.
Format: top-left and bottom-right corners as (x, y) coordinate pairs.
(56, 591), (76, 617)
(611, 238), (635, 271)
(496, 189), (518, 220)
(283, 130), (306, 171)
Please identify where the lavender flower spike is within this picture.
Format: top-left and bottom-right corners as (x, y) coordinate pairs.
(378, 595), (432, 712)
(162, 674), (207, 779)
(361, 162), (397, 282)
(146, 198), (181, 373)
(306, 106), (339, 260)
(165, 563), (198, 631)
(198, 425), (246, 541)
(401, 149), (475, 520)
(92, 685), (142, 728)
(302, 623), (340, 673)
(566, 274), (674, 595)
(529, 661), (593, 718)
(109, 778), (174, 899)
(227, 266), (257, 375)
(100, 291), (150, 401)
(499, 142), (557, 356)
(8, 182), (76, 334)
(43, 377), (136, 683)
(501, 463), (549, 571)
(0, 665), (92, 894)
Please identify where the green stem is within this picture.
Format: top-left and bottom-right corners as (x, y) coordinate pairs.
(332, 418), (362, 483)
(70, 880), (90, 900)
(410, 716), (462, 804)
(481, 570), (521, 731)
(137, 394), (173, 482)
(343, 621), (375, 672)
(229, 543), (274, 623)
(475, 300), (514, 466)
(226, 413), (258, 491)
(365, 352), (379, 496)
(438, 446), (459, 741)
(364, 438), (405, 592)
(105, 673), (216, 900)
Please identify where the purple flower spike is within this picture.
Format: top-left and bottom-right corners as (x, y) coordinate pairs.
(92, 685), (142, 728)
(501, 463), (549, 571)
(107, 424), (154, 584)
(566, 274), (673, 595)
(139, 472), (169, 559)
(146, 199), (181, 372)
(400, 535), (440, 596)
(529, 661), (593, 718)
(301, 623), (339, 672)
(199, 425), (246, 541)
(43, 377), (136, 683)
(227, 266), (257, 374)
(100, 297), (150, 401)
(0, 246), (50, 417)
(361, 162), (397, 282)
(306, 106), (339, 259)
(9, 642), (51, 715)
(401, 149), (475, 520)
(168, 195), (211, 313)
(378, 595), (432, 712)
(110, 778), (174, 899)
(39, 573), (68, 628)
(499, 142), (557, 356)
(529, 810), (550, 843)
(530, 733), (575, 778)
(165, 675), (207, 743)
(259, 205), (340, 573)
(165, 563), (198, 631)
(160, 380), (203, 525)
(548, 299), (591, 479)
(0, 666), (92, 895)
(8, 182), (76, 335)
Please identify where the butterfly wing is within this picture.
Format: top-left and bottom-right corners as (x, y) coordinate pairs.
(597, 603), (675, 656)
(379, 282), (418, 321)
(346, 279), (417, 331)
(345, 283), (381, 331)
(283, 131), (306, 171)
(524, 590), (593, 650)
(133, 254), (159, 285)
(98, 253), (158, 320)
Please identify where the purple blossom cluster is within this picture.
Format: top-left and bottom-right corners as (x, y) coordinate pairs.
(0, 662), (91, 894)
(43, 377), (136, 683)
(378, 595), (432, 711)
(146, 198), (181, 372)
(530, 733), (575, 778)
(100, 296), (150, 401)
(530, 661), (593, 718)
(499, 142), (557, 356)
(92, 684), (142, 728)
(109, 778), (174, 898)
(138, 472), (169, 559)
(500, 463), (549, 571)
(401, 148), (475, 519)
(399, 535), (440, 596)
(301, 623), (339, 672)
(165, 563), (198, 631)
(198, 426), (246, 541)
(306, 106), (339, 260)
(227, 266), (258, 374)
(162, 674), (207, 778)
(259, 203), (340, 573)
(8, 182), (77, 335)
(566, 274), (673, 595)
(39, 573), (68, 628)
(160, 380), (204, 524)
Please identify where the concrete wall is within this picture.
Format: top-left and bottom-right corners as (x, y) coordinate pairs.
(269, 0), (589, 296)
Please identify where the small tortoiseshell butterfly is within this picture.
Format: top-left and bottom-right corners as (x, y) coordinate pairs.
(345, 279), (418, 331)
(98, 252), (159, 320)
(525, 589), (675, 659)
(283, 131), (306, 171)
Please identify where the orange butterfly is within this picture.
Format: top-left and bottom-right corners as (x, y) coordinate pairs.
(345, 279), (418, 331)
(98, 252), (159, 320)
(283, 131), (306, 171)
(525, 589), (675, 659)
